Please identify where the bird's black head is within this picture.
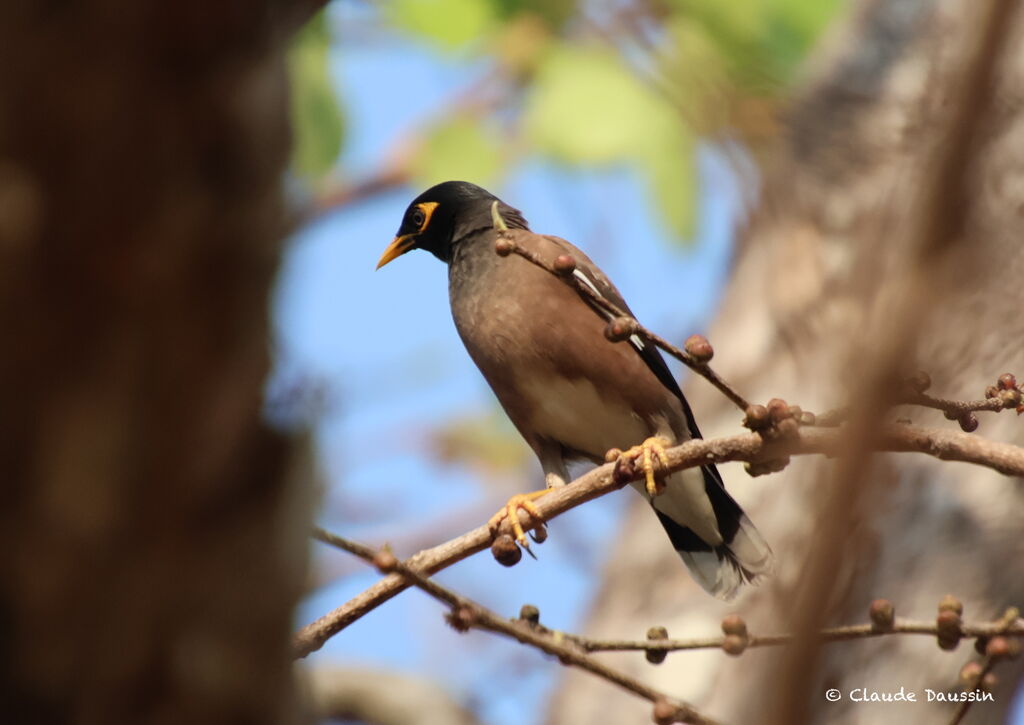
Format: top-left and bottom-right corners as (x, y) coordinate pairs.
(376, 180), (529, 268)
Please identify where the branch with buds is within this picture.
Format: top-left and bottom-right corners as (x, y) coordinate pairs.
(315, 529), (721, 725)
(294, 420), (1024, 658)
(312, 528), (1021, 725)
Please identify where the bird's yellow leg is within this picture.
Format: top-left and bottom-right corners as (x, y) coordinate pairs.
(617, 437), (672, 496)
(488, 489), (550, 548)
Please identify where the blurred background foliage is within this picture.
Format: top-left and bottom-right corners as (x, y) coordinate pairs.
(287, 0), (841, 239)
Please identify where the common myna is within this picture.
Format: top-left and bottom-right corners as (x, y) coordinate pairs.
(377, 180), (772, 599)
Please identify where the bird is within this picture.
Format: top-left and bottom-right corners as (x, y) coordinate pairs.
(376, 180), (773, 599)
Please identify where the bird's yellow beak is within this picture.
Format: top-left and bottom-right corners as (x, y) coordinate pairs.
(376, 234), (415, 269)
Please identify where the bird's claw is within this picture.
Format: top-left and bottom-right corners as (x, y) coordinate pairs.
(618, 436), (671, 496)
(488, 490), (549, 555)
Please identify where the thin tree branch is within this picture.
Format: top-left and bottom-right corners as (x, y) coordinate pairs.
(901, 391), (1006, 418)
(316, 529), (720, 725)
(293, 424), (1024, 658)
(307, 165), (411, 219)
(809, 380), (1022, 431)
(571, 619), (1024, 654)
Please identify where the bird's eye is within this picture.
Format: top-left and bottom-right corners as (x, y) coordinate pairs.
(410, 208), (426, 229)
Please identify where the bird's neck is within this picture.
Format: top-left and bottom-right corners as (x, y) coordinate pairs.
(451, 201), (529, 246)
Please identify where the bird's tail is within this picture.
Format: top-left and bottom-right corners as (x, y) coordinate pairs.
(651, 464), (773, 600)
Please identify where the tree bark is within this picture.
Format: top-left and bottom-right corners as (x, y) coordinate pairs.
(0, 3), (310, 724)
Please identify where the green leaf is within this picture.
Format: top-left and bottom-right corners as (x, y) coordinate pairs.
(525, 47), (659, 162)
(389, 0), (497, 50)
(413, 117), (504, 189)
(524, 46), (697, 237)
(287, 11), (344, 177)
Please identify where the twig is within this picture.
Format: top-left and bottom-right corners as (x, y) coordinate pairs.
(902, 392), (1004, 416)
(293, 424), (1024, 658)
(308, 165), (411, 219)
(946, 658), (998, 725)
(495, 232), (751, 411)
(810, 388), (1016, 430)
(315, 529), (721, 725)
(947, 607), (1021, 725)
(572, 618), (1024, 654)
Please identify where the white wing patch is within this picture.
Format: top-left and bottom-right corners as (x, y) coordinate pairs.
(570, 269), (604, 305)
(571, 269), (646, 353)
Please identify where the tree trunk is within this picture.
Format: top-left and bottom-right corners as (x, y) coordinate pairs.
(0, 4), (312, 724)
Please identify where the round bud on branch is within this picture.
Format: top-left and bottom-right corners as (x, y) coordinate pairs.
(958, 412), (979, 432)
(604, 316), (639, 343)
(743, 404), (770, 431)
(960, 661), (983, 688)
(721, 615), (748, 655)
(775, 418), (800, 439)
(869, 599), (895, 631)
(518, 604), (540, 625)
(907, 370), (932, 393)
(1000, 388), (1021, 409)
(744, 457), (790, 477)
(495, 238), (514, 257)
(372, 549), (398, 574)
(491, 534), (522, 567)
(938, 595), (964, 616)
(767, 398), (791, 423)
(721, 614), (748, 637)
(722, 634), (747, 656)
(684, 334), (713, 363)
(646, 625), (669, 665)
(985, 636), (1011, 660)
(553, 254), (577, 275)
(445, 605), (477, 633)
(652, 698), (680, 725)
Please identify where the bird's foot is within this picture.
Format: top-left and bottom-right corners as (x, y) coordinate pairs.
(615, 437), (671, 496)
(488, 489), (550, 558)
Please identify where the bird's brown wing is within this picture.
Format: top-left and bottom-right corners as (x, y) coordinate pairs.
(539, 234), (711, 445)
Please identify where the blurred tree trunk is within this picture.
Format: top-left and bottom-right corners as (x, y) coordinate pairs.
(547, 0), (1024, 723)
(0, 3), (313, 724)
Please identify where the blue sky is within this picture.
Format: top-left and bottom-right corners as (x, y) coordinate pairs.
(274, 9), (1024, 725)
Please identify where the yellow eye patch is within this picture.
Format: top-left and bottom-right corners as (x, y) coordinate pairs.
(415, 201), (439, 231)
